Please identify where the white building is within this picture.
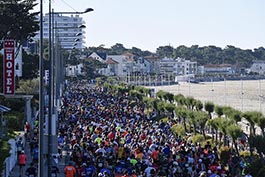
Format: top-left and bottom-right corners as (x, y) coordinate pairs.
(174, 57), (197, 76)
(202, 64), (234, 74)
(249, 60), (265, 75)
(160, 57), (177, 75)
(34, 13), (85, 49)
(65, 63), (84, 77)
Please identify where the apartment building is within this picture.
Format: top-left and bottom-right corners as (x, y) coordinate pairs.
(34, 13), (85, 49)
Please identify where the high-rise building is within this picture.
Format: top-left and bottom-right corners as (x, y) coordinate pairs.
(34, 13), (85, 49)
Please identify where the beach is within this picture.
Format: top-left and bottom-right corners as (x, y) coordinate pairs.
(149, 79), (265, 115)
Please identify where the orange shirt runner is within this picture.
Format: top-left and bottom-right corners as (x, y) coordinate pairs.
(64, 165), (76, 177)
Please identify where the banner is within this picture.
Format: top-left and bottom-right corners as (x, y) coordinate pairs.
(3, 40), (15, 95)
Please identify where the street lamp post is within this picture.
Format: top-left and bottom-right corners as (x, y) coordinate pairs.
(47, 6), (93, 177)
(38, 0), (45, 177)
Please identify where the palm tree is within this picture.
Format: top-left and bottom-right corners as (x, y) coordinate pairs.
(185, 96), (196, 110)
(214, 105), (224, 118)
(175, 106), (188, 132)
(207, 119), (219, 144)
(165, 92), (174, 103)
(216, 117), (233, 145)
(195, 100), (203, 111)
(174, 94), (185, 106)
(156, 90), (166, 101)
(164, 103), (176, 118)
(187, 110), (196, 134)
(227, 124), (243, 156)
(204, 101), (215, 119)
(255, 116), (265, 136)
(196, 111), (209, 140)
(242, 111), (262, 136)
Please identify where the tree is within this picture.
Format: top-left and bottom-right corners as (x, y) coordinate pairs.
(207, 118), (219, 144)
(21, 51), (39, 79)
(174, 94), (186, 106)
(227, 124), (243, 156)
(175, 106), (188, 132)
(109, 43), (127, 55)
(214, 105), (224, 118)
(195, 100), (203, 111)
(185, 96), (196, 110)
(242, 111), (262, 136)
(156, 45), (174, 58)
(255, 116), (265, 136)
(204, 101), (215, 119)
(196, 111), (209, 140)
(163, 103), (176, 118)
(164, 92), (174, 103)
(156, 90), (166, 101)
(0, 0), (39, 48)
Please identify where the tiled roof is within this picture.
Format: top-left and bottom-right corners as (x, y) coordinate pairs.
(105, 58), (119, 64)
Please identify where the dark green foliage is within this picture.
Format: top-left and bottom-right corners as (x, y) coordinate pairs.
(6, 112), (24, 131)
(21, 51), (39, 79)
(0, 0), (39, 45)
(204, 101), (215, 118)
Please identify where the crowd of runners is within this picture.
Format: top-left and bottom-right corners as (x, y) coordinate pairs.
(54, 80), (253, 177)
(17, 80), (253, 177)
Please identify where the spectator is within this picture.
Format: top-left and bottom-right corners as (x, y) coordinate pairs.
(19, 150), (27, 177)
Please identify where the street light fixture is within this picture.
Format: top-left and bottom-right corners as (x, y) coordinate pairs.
(52, 7), (94, 15)
(46, 5), (93, 176)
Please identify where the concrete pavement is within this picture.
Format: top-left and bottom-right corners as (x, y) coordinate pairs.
(9, 139), (66, 177)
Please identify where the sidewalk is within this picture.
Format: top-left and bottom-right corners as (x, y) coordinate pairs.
(9, 138), (66, 177)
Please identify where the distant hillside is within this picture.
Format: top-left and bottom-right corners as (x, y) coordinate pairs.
(84, 43), (265, 68)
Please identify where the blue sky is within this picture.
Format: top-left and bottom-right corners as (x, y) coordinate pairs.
(37, 0), (265, 52)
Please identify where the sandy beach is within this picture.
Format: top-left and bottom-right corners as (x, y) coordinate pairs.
(149, 79), (265, 115)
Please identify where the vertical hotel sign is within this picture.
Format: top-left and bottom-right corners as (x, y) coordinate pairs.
(3, 40), (15, 95)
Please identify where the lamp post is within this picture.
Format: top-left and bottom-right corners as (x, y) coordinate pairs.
(38, 0), (45, 177)
(47, 6), (93, 177)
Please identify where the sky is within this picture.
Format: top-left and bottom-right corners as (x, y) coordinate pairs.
(35, 0), (265, 52)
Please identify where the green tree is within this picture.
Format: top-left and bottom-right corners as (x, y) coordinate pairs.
(207, 118), (219, 144)
(0, 0), (39, 48)
(175, 106), (188, 132)
(204, 101), (215, 119)
(156, 45), (174, 58)
(156, 90), (166, 101)
(227, 124), (243, 156)
(195, 100), (203, 111)
(214, 105), (224, 118)
(21, 51), (39, 79)
(195, 111), (209, 140)
(242, 111), (262, 136)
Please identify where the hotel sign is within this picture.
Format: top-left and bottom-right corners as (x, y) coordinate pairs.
(3, 40), (15, 95)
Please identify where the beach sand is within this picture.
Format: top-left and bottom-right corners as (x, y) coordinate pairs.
(149, 79), (265, 115)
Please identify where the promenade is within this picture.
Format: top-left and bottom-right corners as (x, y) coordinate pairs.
(9, 136), (66, 177)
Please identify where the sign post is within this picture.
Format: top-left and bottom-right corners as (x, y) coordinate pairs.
(3, 40), (15, 95)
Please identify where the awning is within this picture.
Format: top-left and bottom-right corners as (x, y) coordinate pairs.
(0, 105), (11, 112)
